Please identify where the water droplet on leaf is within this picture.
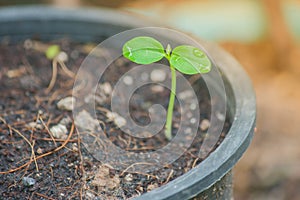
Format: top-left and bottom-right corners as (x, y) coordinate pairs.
(193, 48), (204, 58)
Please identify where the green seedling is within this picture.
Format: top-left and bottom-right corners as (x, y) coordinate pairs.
(44, 44), (75, 94)
(122, 36), (211, 140)
(45, 45), (61, 60)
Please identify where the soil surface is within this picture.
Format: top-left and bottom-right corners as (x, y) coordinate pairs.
(0, 38), (230, 199)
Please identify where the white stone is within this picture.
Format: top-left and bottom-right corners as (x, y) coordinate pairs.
(106, 111), (118, 121)
(190, 118), (197, 124)
(101, 82), (112, 94)
(114, 115), (126, 127)
(57, 96), (75, 111)
(189, 103), (197, 110)
(50, 124), (67, 139)
(150, 69), (166, 82)
(124, 174), (133, 182)
(178, 90), (194, 100)
(216, 112), (226, 121)
(123, 75), (133, 85)
(151, 85), (164, 93)
(106, 111), (126, 127)
(75, 110), (99, 131)
(200, 119), (210, 131)
(57, 51), (68, 62)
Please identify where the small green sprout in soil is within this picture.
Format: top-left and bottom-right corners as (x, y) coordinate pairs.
(44, 44), (75, 93)
(122, 36), (212, 140)
(45, 44), (61, 60)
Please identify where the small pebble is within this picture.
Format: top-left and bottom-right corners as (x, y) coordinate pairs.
(16, 145), (22, 150)
(59, 116), (72, 126)
(173, 123), (180, 128)
(189, 103), (197, 110)
(216, 112), (225, 121)
(101, 82), (112, 94)
(190, 118), (197, 124)
(56, 51), (68, 62)
(150, 69), (166, 82)
(6, 67), (26, 78)
(91, 166), (120, 190)
(147, 183), (158, 192)
(200, 119), (210, 131)
(178, 90), (194, 100)
(106, 111), (118, 121)
(136, 186), (143, 192)
(85, 191), (95, 199)
(75, 110), (99, 131)
(86, 82), (112, 105)
(151, 85), (164, 93)
(26, 121), (43, 130)
(123, 75), (133, 85)
(22, 177), (36, 187)
(36, 147), (43, 154)
(23, 39), (33, 49)
(57, 96), (75, 111)
(72, 143), (78, 152)
(106, 111), (127, 127)
(185, 128), (192, 134)
(114, 115), (127, 127)
(124, 174), (133, 182)
(50, 124), (68, 139)
(68, 163), (74, 167)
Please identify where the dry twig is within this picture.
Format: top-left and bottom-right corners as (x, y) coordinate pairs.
(39, 116), (57, 147)
(0, 116), (39, 173)
(45, 59), (58, 94)
(0, 122), (74, 174)
(45, 57), (75, 94)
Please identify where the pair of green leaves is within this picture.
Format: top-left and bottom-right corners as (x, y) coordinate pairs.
(122, 36), (211, 75)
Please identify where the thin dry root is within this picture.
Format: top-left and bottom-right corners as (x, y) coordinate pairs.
(0, 122), (74, 174)
(45, 59), (58, 94)
(45, 57), (75, 94)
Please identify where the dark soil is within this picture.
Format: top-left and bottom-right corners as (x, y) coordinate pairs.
(0, 38), (230, 199)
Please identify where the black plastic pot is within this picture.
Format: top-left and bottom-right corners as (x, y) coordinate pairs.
(0, 6), (256, 200)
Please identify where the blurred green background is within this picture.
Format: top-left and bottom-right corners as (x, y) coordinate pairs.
(1, 0), (300, 42)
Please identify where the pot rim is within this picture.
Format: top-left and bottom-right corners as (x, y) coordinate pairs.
(0, 6), (256, 200)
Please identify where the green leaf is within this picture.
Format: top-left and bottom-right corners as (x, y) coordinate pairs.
(46, 45), (60, 60)
(122, 36), (165, 64)
(170, 45), (211, 74)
